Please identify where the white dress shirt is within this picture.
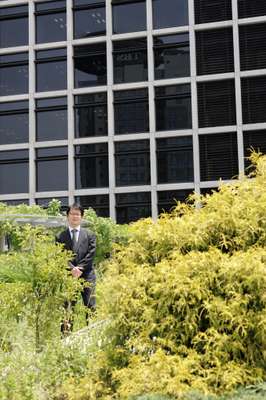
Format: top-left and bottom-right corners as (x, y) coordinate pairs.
(69, 226), (81, 241)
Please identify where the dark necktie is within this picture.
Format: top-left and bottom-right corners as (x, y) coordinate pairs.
(72, 229), (78, 252)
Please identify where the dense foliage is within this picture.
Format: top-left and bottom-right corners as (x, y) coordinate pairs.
(1, 155), (266, 399)
(0, 202), (127, 399)
(57, 155), (266, 399)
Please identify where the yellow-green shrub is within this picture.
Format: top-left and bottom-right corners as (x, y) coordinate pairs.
(57, 156), (266, 399)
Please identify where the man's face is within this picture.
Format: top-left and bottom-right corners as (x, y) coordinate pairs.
(67, 208), (82, 228)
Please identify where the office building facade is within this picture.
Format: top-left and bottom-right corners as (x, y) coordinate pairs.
(0, 0), (266, 223)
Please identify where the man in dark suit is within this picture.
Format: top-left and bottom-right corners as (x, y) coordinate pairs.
(56, 203), (96, 332)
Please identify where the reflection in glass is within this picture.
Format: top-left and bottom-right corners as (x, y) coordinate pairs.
(36, 147), (68, 191)
(73, 1), (106, 38)
(116, 192), (151, 224)
(74, 93), (107, 137)
(113, 39), (147, 84)
(75, 194), (109, 217)
(112, 0), (146, 34)
(36, 49), (67, 92)
(0, 6), (28, 48)
(115, 140), (150, 186)
(75, 144), (109, 188)
(0, 53), (28, 96)
(35, 1), (66, 43)
(0, 101), (28, 144)
(114, 89), (149, 134)
(156, 136), (194, 183)
(154, 33), (190, 80)
(74, 44), (107, 88)
(155, 84), (192, 131)
(0, 150), (29, 194)
(36, 97), (68, 141)
(152, 0), (188, 29)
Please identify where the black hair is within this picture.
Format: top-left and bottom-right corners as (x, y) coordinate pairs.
(66, 203), (84, 216)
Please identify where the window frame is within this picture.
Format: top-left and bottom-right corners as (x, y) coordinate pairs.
(0, 5), (28, 48)
(0, 101), (29, 145)
(74, 92), (108, 137)
(153, 33), (190, 80)
(35, 0), (66, 44)
(35, 97), (68, 141)
(74, 143), (109, 189)
(113, 38), (148, 84)
(35, 146), (68, 192)
(73, 0), (106, 39)
(35, 48), (67, 92)
(114, 88), (149, 134)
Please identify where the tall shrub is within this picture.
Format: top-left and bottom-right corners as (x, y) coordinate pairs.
(58, 156), (266, 399)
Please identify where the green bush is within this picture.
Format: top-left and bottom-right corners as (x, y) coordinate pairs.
(57, 155), (266, 399)
(0, 201), (129, 399)
(83, 207), (129, 267)
(0, 226), (82, 349)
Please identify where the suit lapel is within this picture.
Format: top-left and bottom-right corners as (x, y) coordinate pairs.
(76, 228), (84, 250)
(64, 229), (73, 250)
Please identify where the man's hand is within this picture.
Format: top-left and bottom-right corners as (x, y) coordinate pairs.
(71, 267), (82, 278)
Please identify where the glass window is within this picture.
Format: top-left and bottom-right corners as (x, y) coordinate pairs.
(239, 24), (266, 71)
(241, 76), (266, 124)
(0, 101), (28, 145)
(155, 84), (192, 131)
(112, 0), (146, 34)
(198, 80), (236, 128)
(115, 140), (150, 186)
(156, 136), (194, 184)
(36, 196), (68, 211)
(2, 199), (29, 205)
(152, 0), (188, 29)
(154, 33), (190, 80)
(74, 43), (107, 88)
(158, 189), (192, 214)
(36, 97), (68, 141)
(114, 88), (149, 135)
(74, 93), (107, 137)
(238, 0), (266, 19)
(35, 1), (66, 44)
(75, 194), (110, 217)
(243, 130), (266, 170)
(73, 0), (106, 39)
(0, 150), (29, 194)
(75, 143), (109, 189)
(36, 48), (67, 92)
(113, 39), (148, 84)
(194, 0), (232, 24)
(0, 5), (28, 48)
(36, 146), (68, 191)
(199, 132), (238, 181)
(196, 28), (234, 75)
(116, 192), (151, 224)
(0, 53), (28, 96)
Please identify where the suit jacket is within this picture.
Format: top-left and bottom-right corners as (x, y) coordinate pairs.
(56, 227), (96, 282)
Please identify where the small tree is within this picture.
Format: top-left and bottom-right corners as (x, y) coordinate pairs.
(0, 225), (82, 351)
